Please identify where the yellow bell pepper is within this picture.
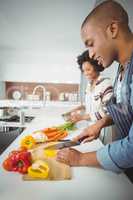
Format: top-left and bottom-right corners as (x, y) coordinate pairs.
(20, 135), (36, 149)
(28, 160), (49, 179)
(44, 149), (57, 158)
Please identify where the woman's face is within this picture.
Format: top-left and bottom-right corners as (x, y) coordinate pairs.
(82, 61), (99, 80)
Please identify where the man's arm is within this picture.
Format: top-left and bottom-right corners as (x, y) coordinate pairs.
(56, 115), (114, 167)
(96, 123), (133, 173)
(78, 121), (133, 170)
(56, 148), (101, 167)
(95, 115), (114, 128)
(57, 122), (133, 172)
(96, 78), (133, 172)
(78, 151), (101, 167)
(73, 115), (113, 142)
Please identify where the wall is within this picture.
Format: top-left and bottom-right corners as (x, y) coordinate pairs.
(0, 81), (5, 99)
(0, 0), (96, 83)
(5, 81), (79, 101)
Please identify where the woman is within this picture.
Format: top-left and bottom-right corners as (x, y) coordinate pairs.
(68, 50), (113, 143)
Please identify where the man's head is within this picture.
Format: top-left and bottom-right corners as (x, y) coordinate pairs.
(81, 0), (131, 68)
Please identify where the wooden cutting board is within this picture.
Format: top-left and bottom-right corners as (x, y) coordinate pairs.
(22, 142), (71, 181)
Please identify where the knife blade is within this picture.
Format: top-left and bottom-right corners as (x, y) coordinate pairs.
(44, 139), (81, 150)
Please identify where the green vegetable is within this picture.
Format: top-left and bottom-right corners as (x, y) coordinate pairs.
(57, 122), (77, 131)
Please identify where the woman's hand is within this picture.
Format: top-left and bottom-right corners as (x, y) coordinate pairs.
(56, 148), (82, 166)
(69, 112), (83, 123)
(73, 122), (102, 143)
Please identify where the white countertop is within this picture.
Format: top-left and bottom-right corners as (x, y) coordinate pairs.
(0, 106), (133, 200)
(0, 99), (80, 108)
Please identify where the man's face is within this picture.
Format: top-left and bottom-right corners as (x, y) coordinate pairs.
(81, 22), (116, 68)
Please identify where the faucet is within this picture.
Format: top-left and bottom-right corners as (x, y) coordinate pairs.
(32, 85), (46, 106)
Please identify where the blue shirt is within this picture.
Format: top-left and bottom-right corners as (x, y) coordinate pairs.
(96, 58), (133, 173)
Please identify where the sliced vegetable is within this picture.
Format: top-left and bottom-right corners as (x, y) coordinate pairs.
(44, 149), (57, 158)
(57, 122), (77, 131)
(57, 130), (68, 139)
(43, 127), (58, 133)
(31, 131), (48, 143)
(21, 135), (36, 149)
(44, 131), (59, 138)
(47, 130), (68, 141)
(28, 160), (49, 179)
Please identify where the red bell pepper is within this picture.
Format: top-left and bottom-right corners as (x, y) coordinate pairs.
(3, 149), (32, 174)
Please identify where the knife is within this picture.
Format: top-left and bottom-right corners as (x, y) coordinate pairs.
(44, 139), (81, 150)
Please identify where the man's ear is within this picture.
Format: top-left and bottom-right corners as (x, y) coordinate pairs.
(107, 21), (119, 39)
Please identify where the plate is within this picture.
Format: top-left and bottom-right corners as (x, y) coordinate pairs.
(12, 90), (22, 100)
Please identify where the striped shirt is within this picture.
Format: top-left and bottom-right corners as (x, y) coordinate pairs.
(85, 75), (113, 122)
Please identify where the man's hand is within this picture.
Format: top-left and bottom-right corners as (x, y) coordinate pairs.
(56, 148), (101, 168)
(73, 122), (102, 143)
(73, 116), (113, 143)
(56, 148), (82, 166)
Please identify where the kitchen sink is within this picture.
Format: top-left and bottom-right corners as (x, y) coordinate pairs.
(0, 127), (24, 154)
(0, 115), (34, 123)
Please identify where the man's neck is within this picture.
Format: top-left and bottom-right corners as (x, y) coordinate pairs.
(118, 33), (133, 66)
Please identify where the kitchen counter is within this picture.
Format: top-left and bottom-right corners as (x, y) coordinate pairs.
(0, 99), (80, 108)
(0, 101), (80, 127)
(0, 106), (133, 200)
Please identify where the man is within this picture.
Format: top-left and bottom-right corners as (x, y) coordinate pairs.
(56, 0), (133, 182)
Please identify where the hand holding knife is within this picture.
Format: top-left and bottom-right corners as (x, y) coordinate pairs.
(44, 136), (88, 150)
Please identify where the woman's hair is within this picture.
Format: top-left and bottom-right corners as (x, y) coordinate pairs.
(77, 50), (104, 72)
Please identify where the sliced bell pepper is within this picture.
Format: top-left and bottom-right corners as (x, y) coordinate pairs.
(44, 149), (57, 158)
(20, 135), (36, 149)
(28, 160), (49, 179)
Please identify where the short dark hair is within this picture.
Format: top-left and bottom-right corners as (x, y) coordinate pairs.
(77, 50), (104, 72)
(81, 0), (129, 30)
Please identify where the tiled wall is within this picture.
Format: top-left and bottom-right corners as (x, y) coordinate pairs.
(5, 82), (79, 101)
